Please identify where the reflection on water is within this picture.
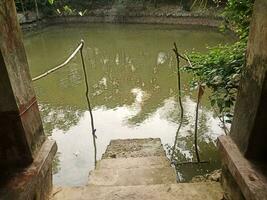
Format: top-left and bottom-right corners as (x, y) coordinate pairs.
(24, 24), (234, 186)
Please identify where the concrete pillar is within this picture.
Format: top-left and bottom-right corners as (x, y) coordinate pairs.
(230, 0), (267, 161)
(0, 0), (45, 171)
(218, 1), (267, 199)
(0, 1), (57, 199)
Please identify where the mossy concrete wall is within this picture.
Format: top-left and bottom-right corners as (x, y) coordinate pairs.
(18, 7), (223, 31)
(230, 0), (267, 161)
(220, 0), (267, 199)
(0, 1), (57, 199)
(0, 0), (45, 170)
(48, 14), (221, 27)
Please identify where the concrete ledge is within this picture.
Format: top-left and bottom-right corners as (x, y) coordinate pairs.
(20, 14), (223, 32)
(102, 138), (166, 159)
(218, 136), (267, 200)
(47, 15), (221, 28)
(0, 139), (57, 200)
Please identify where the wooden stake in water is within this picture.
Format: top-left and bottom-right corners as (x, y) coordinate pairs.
(80, 40), (97, 168)
(194, 83), (205, 163)
(171, 42), (184, 161)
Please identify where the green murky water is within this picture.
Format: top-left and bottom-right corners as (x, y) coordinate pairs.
(24, 23), (234, 186)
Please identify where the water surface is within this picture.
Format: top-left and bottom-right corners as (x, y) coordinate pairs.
(24, 24), (234, 186)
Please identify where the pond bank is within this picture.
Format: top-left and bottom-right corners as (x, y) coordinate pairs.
(19, 5), (224, 31)
(25, 23), (233, 186)
(47, 14), (221, 27)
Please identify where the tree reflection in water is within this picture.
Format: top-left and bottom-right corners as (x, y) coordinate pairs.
(25, 24), (233, 185)
(39, 104), (83, 136)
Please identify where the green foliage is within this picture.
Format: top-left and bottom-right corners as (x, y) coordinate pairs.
(185, 42), (246, 122)
(15, 0), (54, 15)
(48, 0), (54, 4)
(183, 0), (254, 125)
(223, 0), (254, 38)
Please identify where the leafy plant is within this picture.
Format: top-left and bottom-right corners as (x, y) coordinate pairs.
(183, 0), (254, 128)
(223, 0), (255, 39)
(185, 42), (246, 125)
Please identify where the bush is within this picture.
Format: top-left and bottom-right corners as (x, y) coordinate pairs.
(184, 0), (254, 125)
(185, 41), (246, 123)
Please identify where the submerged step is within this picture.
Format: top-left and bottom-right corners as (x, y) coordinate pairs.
(96, 156), (171, 170)
(88, 167), (176, 186)
(102, 138), (166, 159)
(52, 182), (224, 200)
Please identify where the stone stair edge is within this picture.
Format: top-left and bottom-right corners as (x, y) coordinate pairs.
(52, 182), (224, 200)
(54, 182), (222, 190)
(88, 166), (177, 186)
(95, 156), (171, 170)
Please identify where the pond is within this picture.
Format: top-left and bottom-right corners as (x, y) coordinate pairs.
(24, 23), (234, 186)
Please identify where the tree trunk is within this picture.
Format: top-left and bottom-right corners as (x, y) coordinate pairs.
(154, 0), (158, 8)
(34, 0), (40, 20)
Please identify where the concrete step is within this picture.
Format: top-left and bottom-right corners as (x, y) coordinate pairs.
(102, 138), (166, 159)
(88, 167), (176, 186)
(96, 156), (171, 170)
(52, 182), (224, 200)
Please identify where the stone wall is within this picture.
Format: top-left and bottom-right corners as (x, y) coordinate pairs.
(47, 14), (221, 27)
(18, 6), (223, 31)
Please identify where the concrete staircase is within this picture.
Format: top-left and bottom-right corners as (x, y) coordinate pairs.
(52, 138), (224, 200)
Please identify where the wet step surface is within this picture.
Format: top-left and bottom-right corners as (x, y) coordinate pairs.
(89, 138), (175, 186)
(102, 138), (166, 159)
(52, 138), (223, 200)
(96, 156), (171, 170)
